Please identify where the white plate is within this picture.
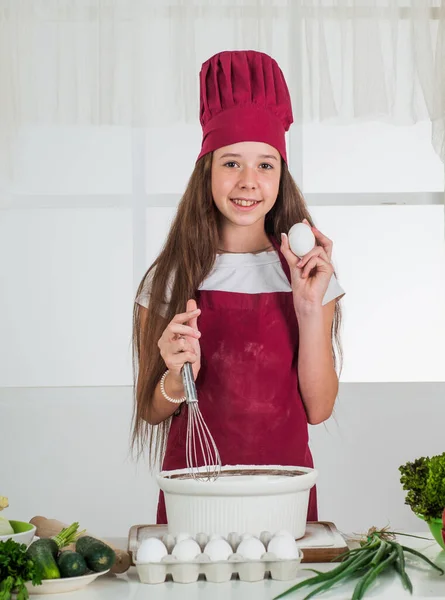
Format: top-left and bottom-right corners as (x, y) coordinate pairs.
(25, 569), (110, 595)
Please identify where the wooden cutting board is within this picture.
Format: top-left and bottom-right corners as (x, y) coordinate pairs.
(127, 521), (349, 564)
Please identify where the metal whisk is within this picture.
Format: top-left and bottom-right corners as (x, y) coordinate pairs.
(181, 362), (221, 482)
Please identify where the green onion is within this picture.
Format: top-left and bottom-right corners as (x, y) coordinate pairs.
(352, 547), (398, 600)
(400, 545), (444, 574)
(273, 528), (443, 600)
(393, 550), (413, 594)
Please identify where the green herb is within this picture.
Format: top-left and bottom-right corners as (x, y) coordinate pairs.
(273, 527), (443, 600)
(0, 539), (42, 600)
(399, 452), (445, 519)
(53, 522), (84, 549)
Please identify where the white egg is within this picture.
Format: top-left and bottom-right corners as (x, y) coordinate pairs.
(240, 532), (253, 540)
(237, 537), (266, 560)
(273, 529), (295, 541)
(288, 222), (315, 258)
(204, 539), (233, 561)
(137, 537), (168, 563)
(175, 532), (192, 544)
(209, 533), (224, 541)
(172, 538), (202, 561)
(268, 535), (299, 559)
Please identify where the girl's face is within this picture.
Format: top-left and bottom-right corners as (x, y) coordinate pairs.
(211, 141), (281, 230)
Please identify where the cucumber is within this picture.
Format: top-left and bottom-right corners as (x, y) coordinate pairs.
(27, 539), (60, 579)
(76, 536), (116, 572)
(57, 550), (87, 578)
(38, 538), (59, 558)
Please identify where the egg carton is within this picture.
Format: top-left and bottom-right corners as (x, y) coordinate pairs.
(135, 530), (303, 584)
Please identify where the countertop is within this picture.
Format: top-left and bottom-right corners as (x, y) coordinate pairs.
(30, 533), (445, 599)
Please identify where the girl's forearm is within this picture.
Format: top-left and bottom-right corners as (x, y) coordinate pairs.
(297, 309), (338, 424)
(140, 372), (185, 425)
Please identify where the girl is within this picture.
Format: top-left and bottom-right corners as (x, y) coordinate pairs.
(133, 50), (345, 524)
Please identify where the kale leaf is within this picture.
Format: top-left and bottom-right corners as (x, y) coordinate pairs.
(400, 452), (445, 520)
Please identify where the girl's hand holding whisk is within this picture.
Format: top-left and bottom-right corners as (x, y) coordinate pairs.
(280, 219), (334, 317)
(157, 299), (202, 382)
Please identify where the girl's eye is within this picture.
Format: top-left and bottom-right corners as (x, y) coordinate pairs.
(222, 161), (273, 169)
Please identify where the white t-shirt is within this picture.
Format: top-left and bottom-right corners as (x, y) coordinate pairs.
(136, 249), (345, 314)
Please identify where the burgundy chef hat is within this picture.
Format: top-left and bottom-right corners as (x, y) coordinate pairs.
(197, 50), (293, 163)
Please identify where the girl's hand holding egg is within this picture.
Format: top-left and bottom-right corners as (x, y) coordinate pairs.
(281, 219), (334, 315)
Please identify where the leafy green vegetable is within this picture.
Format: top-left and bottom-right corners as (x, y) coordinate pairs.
(399, 452), (445, 519)
(442, 508), (445, 545)
(54, 522), (84, 549)
(0, 539), (42, 600)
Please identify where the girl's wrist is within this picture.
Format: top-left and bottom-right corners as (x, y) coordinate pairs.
(164, 371), (185, 396)
(294, 302), (324, 321)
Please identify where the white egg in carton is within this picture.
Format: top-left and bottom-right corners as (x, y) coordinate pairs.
(135, 529), (303, 584)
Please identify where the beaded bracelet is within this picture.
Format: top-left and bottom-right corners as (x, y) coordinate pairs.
(160, 370), (186, 404)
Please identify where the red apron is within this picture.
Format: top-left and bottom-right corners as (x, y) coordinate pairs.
(156, 237), (318, 523)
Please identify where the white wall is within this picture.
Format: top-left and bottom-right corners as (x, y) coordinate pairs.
(2, 383), (444, 538)
(1, 117), (445, 540)
(144, 204), (445, 382)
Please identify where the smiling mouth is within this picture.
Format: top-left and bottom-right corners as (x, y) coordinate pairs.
(230, 198), (261, 207)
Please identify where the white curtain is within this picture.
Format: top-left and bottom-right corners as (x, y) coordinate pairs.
(0, 0), (444, 185)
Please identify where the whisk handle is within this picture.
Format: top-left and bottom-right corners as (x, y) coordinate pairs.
(181, 362), (198, 403)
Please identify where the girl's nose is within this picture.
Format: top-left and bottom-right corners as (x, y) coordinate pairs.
(237, 167), (258, 189)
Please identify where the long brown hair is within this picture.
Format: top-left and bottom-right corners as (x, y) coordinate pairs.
(132, 153), (343, 467)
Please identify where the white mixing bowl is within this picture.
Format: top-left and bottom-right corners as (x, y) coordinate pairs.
(157, 464), (318, 539)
